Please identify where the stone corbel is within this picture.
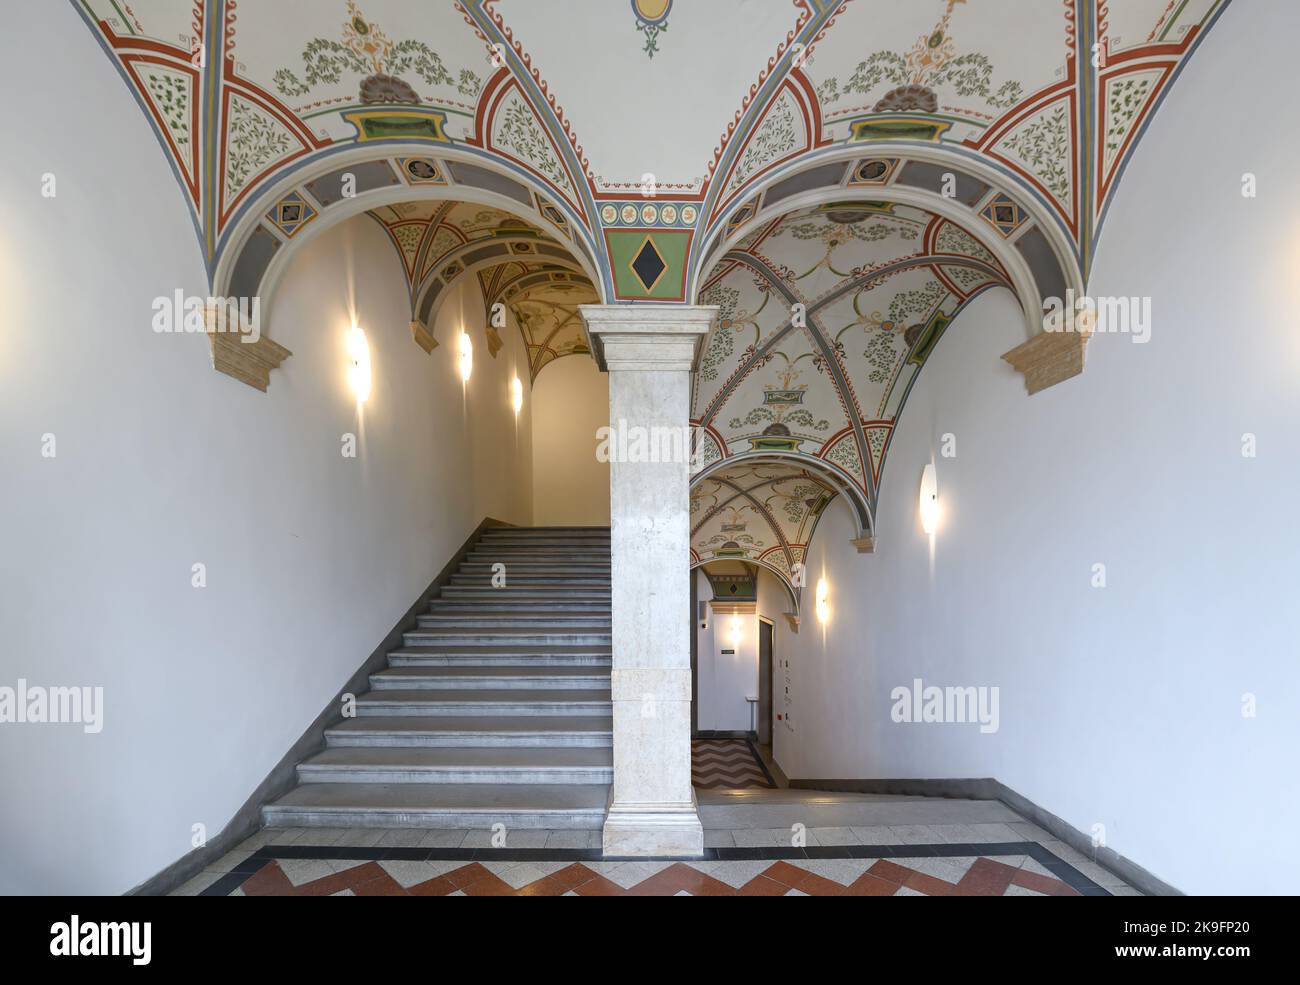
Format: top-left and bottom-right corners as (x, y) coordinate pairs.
(204, 304), (291, 392)
(410, 318), (437, 354)
(851, 536), (875, 554)
(1001, 328), (1091, 395)
(783, 613), (800, 633)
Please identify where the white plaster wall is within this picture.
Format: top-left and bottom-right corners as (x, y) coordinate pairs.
(530, 353), (611, 525)
(768, 3), (1300, 894)
(693, 571), (758, 732)
(0, 5), (532, 894)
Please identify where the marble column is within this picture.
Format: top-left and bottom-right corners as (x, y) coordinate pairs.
(580, 304), (716, 857)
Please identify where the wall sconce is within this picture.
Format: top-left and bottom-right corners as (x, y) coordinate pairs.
(458, 331), (473, 382)
(919, 462), (939, 535)
(511, 375), (523, 415)
(729, 613), (741, 646)
(347, 324), (371, 403)
(815, 579), (830, 625)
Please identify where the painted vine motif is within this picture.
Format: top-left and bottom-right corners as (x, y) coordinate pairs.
(272, 1), (480, 103)
(820, 0), (1023, 113)
(730, 92), (799, 188)
(1001, 103), (1071, 203)
(226, 98), (293, 198)
(495, 95), (571, 190)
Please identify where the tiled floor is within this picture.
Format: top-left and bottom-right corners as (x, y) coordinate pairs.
(196, 851), (1112, 896)
(172, 798), (1141, 896)
(691, 738), (776, 789)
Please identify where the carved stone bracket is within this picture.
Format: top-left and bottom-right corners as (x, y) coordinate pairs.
(1001, 329), (1090, 395)
(203, 304), (290, 391)
(208, 331), (292, 392)
(411, 319), (437, 354)
(851, 536), (875, 554)
(783, 612), (800, 633)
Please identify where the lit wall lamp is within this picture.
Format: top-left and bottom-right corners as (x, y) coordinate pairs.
(511, 375), (523, 415)
(815, 578), (830, 625)
(347, 324), (371, 403)
(919, 462), (939, 535)
(458, 331), (473, 382)
(729, 613), (742, 646)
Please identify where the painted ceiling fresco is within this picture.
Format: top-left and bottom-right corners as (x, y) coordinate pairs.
(693, 197), (1011, 530)
(75, 0), (1231, 304)
(366, 200), (596, 378)
(75, 0), (1232, 571)
(691, 462), (840, 589)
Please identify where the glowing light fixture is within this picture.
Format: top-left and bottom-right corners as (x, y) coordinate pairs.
(458, 331), (473, 382)
(511, 376), (523, 415)
(815, 579), (830, 625)
(729, 613), (741, 645)
(919, 462), (939, 534)
(347, 325), (371, 403)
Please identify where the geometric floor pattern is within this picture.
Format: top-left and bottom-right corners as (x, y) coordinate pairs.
(231, 855), (1084, 896)
(192, 840), (1121, 896)
(691, 738), (777, 789)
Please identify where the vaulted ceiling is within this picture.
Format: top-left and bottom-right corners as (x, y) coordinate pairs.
(75, 0), (1230, 303)
(366, 200), (597, 379)
(694, 198), (1013, 528)
(75, 0), (1233, 562)
(691, 462), (840, 589)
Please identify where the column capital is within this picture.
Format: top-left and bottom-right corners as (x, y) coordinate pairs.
(579, 304), (717, 372)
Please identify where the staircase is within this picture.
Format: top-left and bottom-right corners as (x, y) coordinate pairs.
(263, 526), (613, 829)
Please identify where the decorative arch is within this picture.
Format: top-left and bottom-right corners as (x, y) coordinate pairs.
(690, 172), (1046, 534)
(690, 145), (1083, 326)
(690, 459), (859, 615)
(204, 147), (605, 387)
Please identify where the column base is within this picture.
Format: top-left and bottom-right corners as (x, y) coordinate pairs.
(602, 792), (704, 857)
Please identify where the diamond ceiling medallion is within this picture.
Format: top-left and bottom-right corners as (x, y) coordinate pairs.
(629, 236), (668, 292)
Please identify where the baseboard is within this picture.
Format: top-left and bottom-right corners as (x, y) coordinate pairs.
(128, 516), (513, 897)
(787, 776), (1181, 897)
(693, 729), (755, 740)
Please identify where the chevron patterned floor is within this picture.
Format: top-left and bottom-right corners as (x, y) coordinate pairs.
(691, 739), (776, 790)
(202, 853), (1098, 896)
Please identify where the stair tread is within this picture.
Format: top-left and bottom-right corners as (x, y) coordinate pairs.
(328, 715), (613, 734)
(302, 747), (612, 768)
(391, 645), (612, 656)
(375, 666), (610, 680)
(407, 627), (611, 637)
(358, 689), (612, 703)
(266, 783), (611, 813)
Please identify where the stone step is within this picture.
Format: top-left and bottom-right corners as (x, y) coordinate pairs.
(449, 574), (612, 587)
(480, 527), (610, 536)
(439, 585), (610, 597)
(388, 646), (612, 668)
(428, 598), (611, 612)
(325, 715), (614, 747)
(480, 530), (610, 539)
(403, 628), (611, 647)
(263, 782), (610, 829)
(370, 666), (610, 691)
(296, 747), (613, 785)
(464, 552), (611, 563)
(476, 539), (611, 550)
(414, 617), (611, 633)
(457, 563), (611, 576)
(355, 689), (612, 717)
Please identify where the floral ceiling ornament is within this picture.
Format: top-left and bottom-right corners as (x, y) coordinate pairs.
(632, 0), (672, 59)
(825, 0), (1023, 114)
(273, 0), (481, 105)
